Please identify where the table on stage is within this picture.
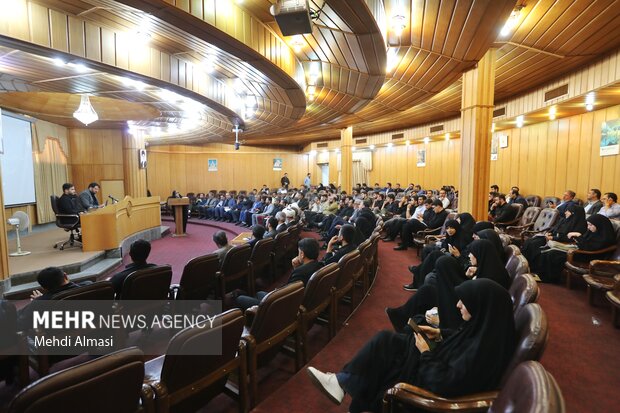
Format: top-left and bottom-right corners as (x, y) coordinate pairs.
(230, 232), (253, 246)
(80, 196), (161, 252)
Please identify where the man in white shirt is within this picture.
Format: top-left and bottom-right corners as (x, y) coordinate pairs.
(438, 189), (450, 209)
(598, 192), (620, 220)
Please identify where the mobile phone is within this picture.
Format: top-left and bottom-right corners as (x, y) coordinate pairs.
(408, 318), (435, 349)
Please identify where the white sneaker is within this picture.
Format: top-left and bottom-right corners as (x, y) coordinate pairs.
(306, 366), (345, 404)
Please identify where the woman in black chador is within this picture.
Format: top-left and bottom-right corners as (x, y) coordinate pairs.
(307, 279), (516, 413)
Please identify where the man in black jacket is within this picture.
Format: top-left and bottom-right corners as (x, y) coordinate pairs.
(394, 200), (448, 251)
(322, 224), (357, 265)
(235, 238), (323, 310)
(109, 240), (156, 298)
(489, 194), (517, 224)
(57, 183), (83, 227)
(281, 173), (290, 189)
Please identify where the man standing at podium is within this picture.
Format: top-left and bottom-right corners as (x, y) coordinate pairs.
(79, 182), (100, 210)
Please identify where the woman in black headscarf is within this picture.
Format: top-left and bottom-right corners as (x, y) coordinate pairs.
(476, 228), (506, 263)
(472, 221), (495, 233)
(467, 239), (511, 289)
(307, 279), (516, 413)
(456, 213), (476, 237)
(387, 256), (468, 332)
(408, 220), (473, 288)
(536, 214), (616, 283)
(522, 205), (587, 272)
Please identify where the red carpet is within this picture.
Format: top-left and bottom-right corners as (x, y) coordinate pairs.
(2, 220), (618, 412)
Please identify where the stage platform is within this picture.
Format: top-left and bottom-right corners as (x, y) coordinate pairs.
(2, 224), (170, 299)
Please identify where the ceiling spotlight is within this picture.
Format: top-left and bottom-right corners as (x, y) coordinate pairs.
(585, 92), (595, 111)
(405, 140), (410, 146)
(68, 62), (88, 72)
(334, 148), (340, 153)
(289, 35), (305, 53)
(351, 146), (357, 152)
(387, 142), (393, 148)
(516, 115), (524, 128)
(549, 106), (556, 120)
(306, 85), (316, 101)
(369, 144), (376, 150)
(391, 14), (406, 37)
(423, 137), (430, 144)
(53, 58), (66, 66)
(500, 7), (523, 37)
(309, 150), (317, 156)
(73, 95), (98, 126)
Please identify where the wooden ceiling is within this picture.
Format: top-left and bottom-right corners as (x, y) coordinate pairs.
(0, 0), (619, 146)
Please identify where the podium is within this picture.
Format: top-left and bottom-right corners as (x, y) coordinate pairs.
(80, 196), (161, 252)
(168, 197), (190, 237)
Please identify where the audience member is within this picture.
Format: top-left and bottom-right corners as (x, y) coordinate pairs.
(599, 192), (620, 219)
(235, 238), (322, 310)
(265, 216), (279, 238)
(248, 225), (266, 249)
(307, 279), (516, 412)
(584, 188), (603, 216)
(322, 224), (357, 265)
(110, 239), (156, 297)
(213, 231), (232, 265)
(78, 182), (100, 210)
(395, 200), (448, 251)
(488, 194), (517, 223)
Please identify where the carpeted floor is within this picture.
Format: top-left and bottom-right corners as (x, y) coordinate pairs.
(2, 219), (618, 412)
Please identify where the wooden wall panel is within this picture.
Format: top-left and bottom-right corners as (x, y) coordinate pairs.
(146, 144), (307, 198)
(490, 105), (620, 199)
(68, 129), (124, 197)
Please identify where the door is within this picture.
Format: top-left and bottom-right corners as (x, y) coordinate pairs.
(320, 164), (329, 186)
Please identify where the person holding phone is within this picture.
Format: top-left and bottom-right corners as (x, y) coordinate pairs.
(307, 279), (516, 412)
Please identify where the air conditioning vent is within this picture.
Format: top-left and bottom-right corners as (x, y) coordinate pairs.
(544, 84), (569, 102)
(430, 125), (444, 133)
(391, 133), (404, 140)
(493, 107), (506, 118)
(355, 138), (367, 145)
(316, 142), (328, 148)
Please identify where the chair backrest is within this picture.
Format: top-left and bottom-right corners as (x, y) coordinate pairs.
(518, 207), (541, 227)
(249, 281), (305, 344)
(504, 244), (522, 261)
(542, 196), (561, 208)
(501, 303), (548, 386)
(178, 253), (220, 300)
(52, 281), (115, 300)
(512, 203), (524, 220)
(489, 361), (565, 413)
(506, 254), (530, 282)
(438, 212), (458, 236)
(532, 208), (559, 232)
(8, 348), (146, 413)
(509, 274), (540, 315)
(160, 309), (245, 396)
(0, 300), (18, 350)
(358, 239), (373, 268)
(335, 249), (361, 291)
(498, 233), (511, 248)
(250, 238), (275, 271)
(120, 265), (173, 300)
(220, 244), (252, 283)
(50, 195), (60, 215)
(524, 195), (542, 208)
(302, 263), (339, 313)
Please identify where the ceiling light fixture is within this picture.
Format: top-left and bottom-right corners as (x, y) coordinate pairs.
(585, 92), (595, 111)
(445, 133), (450, 140)
(53, 58), (65, 66)
(73, 95), (98, 126)
(289, 35), (305, 53)
(516, 115), (524, 128)
(549, 106), (556, 120)
(351, 146), (357, 152)
(500, 7), (523, 37)
(369, 144), (376, 150)
(306, 85), (316, 101)
(423, 137), (430, 144)
(387, 142), (393, 149)
(405, 140), (410, 146)
(309, 150), (317, 156)
(391, 14), (406, 37)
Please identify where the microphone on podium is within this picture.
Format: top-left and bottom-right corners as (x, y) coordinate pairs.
(108, 195), (119, 203)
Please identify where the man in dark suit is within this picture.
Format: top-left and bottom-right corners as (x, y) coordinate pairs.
(394, 200), (448, 251)
(78, 182), (100, 211)
(507, 186), (528, 209)
(235, 237), (323, 310)
(265, 216), (279, 239)
(584, 188), (604, 216)
(109, 240), (156, 298)
(322, 224), (357, 265)
(281, 173), (290, 189)
(58, 183), (83, 223)
(248, 225), (266, 249)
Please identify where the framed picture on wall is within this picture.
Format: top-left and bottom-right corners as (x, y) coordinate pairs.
(208, 159), (218, 171)
(273, 158), (283, 171)
(138, 149), (147, 169)
(499, 134), (509, 148)
(600, 119), (620, 157)
(491, 136), (499, 161)
(416, 149), (426, 167)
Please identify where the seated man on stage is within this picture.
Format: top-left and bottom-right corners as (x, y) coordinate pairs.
(78, 182), (101, 211)
(109, 240), (156, 298)
(57, 183), (83, 239)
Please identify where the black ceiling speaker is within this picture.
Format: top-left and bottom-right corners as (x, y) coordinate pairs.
(270, 0), (313, 36)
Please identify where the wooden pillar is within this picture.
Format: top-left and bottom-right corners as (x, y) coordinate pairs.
(0, 165), (10, 279)
(123, 130), (147, 198)
(340, 126), (353, 193)
(458, 49), (496, 221)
